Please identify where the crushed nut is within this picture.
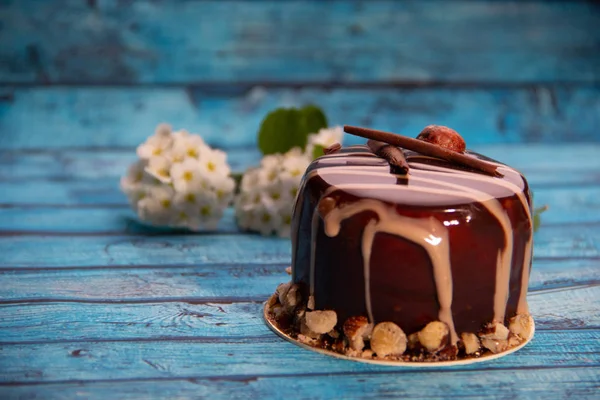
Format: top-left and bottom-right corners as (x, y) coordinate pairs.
(271, 304), (286, 319)
(508, 314), (534, 339)
(481, 338), (508, 354)
(508, 334), (522, 347)
(479, 322), (509, 341)
(343, 316), (373, 351)
(294, 305), (306, 321)
(407, 332), (421, 350)
(331, 339), (346, 353)
(267, 293), (279, 308)
(297, 333), (317, 345)
(304, 310), (337, 334)
(285, 266), (292, 275)
(461, 332), (481, 355)
(327, 329), (340, 339)
(300, 319), (321, 339)
(371, 322), (407, 357)
(276, 282), (291, 305)
(361, 349), (374, 358)
(345, 348), (361, 358)
(283, 284), (301, 310)
(418, 321), (449, 353)
(438, 345), (459, 360)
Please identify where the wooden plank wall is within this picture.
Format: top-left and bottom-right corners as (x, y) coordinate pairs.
(0, 1), (599, 398)
(1, 0), (599, 150)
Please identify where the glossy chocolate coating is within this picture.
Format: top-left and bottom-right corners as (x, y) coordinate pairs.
(291, 145), (533, 335)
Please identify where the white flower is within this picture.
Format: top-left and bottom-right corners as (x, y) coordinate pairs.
(170, 130), (206, 162)
(305, 126), (343, 158)
(309, 126), (343, 148)
(282, 152), (311, 179)
(261, 153), (283, 170)
(252, 202), (282, 236)
(197, 195), (222, 231)
(121, 123), (235, 232)
(137, 124), (173, 159)
(198, 147), (231, 182)
(240, 168), (260, 193)
(137, 185), (176, 226)
(120, 160), (146, 198)
(145, 155), (172, 183)
(211, 176), (236, 205)
(170, 158), (204, 192)
(234, 148), (311, 237)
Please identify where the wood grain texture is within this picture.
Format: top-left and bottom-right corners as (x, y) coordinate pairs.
(0, 286), (598, 343)
(1, 183), (598, 227)
(0, 263), (289, 302)
(0, 223), (598, 269)
(2, 367), (599, 400)
(1, 330), (599, 384)
(0, 234), (290, 268)
(0, 148), (261, 180)
(1, 87), (600, 150)
(0, 258), (595, 302)
(0, 207), (240, 234)
(2, 0), (599, 396)
(1, 1), (599, 84)
(4, 144), (600, 181)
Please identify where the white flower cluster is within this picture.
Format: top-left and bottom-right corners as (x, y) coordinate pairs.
(235, 127), (343, 237)
(120, 124), (235, 231)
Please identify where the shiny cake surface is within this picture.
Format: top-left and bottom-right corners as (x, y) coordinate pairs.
(291, 145), (533, 341)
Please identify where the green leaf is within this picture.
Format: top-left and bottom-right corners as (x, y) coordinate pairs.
(257, 106), (328, 156)
(312, 144), (325, 160)
(300, 104), (328, 135)
(533, 205), (549, 233)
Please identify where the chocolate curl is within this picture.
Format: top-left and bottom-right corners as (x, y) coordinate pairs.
(367, 139), (409, 175)
(344, 126), (503, 178)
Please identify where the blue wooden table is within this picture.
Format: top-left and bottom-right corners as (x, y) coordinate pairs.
(1, 1), (599, 399)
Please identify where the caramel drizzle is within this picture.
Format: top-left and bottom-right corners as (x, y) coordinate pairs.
(321, 195), (458, 344)
(303, 155), (532, 341)
(412, 162), (534, 315)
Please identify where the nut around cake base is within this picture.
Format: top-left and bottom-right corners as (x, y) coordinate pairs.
(264, 292), (535, 365)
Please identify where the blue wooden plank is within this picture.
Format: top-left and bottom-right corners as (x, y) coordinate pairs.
(0, 207), (240, 234)
(1, 87), (599, 150)
(2, 367), (599, 400)
(0, 258), (593, 302)
(0, 234), (290, 268)
(0, 330), (598, 383)
(3, 144), (600, 182)
(0, 223), (597, 268)
(0, 149), (261, 180)
(0, 184), (597, 227)
(0, 263), (288, 302)
(0, 285), (597, 343)
(2, 259), (597, 299)
(1, 1), (599, 84)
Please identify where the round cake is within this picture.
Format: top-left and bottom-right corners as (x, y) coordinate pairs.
(266, 126), (535, 362)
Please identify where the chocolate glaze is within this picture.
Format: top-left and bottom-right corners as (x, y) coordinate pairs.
(291, 145), (533, 337)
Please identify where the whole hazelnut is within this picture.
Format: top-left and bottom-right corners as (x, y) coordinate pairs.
(418, 321), (450, 352)
(304, 310), (337, 334)
(417, 125), (466, 153)
(370, 322), (407, 357)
